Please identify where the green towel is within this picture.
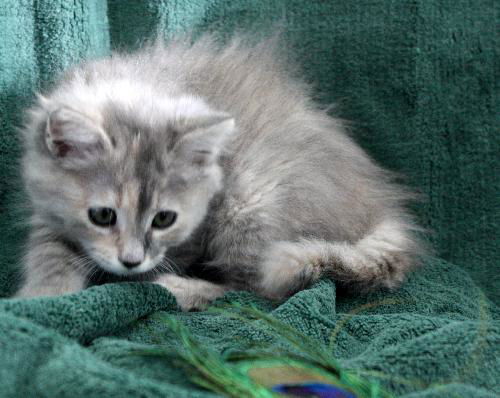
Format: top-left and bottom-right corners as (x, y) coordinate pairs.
(0, 1), (498, 397)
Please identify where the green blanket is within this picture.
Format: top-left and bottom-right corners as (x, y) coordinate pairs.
(0, 1), (498, 397)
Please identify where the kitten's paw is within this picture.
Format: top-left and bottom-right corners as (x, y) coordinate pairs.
(154, 274), (227, 311)
(349, 239), (412, 290)
(169, 291), (214, 312)
(258, 241), (322, 300)
(371, 251), (411, 289)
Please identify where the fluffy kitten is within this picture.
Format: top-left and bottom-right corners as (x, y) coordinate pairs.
(16, 35), (422, 310)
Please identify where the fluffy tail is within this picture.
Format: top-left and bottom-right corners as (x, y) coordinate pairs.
(258, 219), (423, 300)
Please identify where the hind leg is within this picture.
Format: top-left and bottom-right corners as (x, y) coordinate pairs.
(257, 240), (325, 300)
(258, 221), (416, 300)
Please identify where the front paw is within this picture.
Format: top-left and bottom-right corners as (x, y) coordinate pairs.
(170, 293), (214, 312)
(154, 274), (227, 311)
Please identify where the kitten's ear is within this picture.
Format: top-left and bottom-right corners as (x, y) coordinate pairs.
(174, 114), (235, 166)
(45, 107), (112, 169)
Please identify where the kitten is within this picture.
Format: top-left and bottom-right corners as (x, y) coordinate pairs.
(16, 35), (423, 310)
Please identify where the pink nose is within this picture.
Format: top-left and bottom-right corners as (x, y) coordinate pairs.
(119, 240), (145, 269)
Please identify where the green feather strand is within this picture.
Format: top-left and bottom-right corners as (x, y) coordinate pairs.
(210, 304), (393, 398)
(136, 316), (278, 398)
(133, 304), (394, 398)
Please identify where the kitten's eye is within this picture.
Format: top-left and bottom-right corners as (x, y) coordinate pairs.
(88, 207), (117, 227)
(152, 211), (177, 229)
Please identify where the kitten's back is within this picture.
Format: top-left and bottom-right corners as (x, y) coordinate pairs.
(130, 37), (411, 241)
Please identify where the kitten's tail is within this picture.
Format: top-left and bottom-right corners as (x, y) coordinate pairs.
(258, 219), (423, 299)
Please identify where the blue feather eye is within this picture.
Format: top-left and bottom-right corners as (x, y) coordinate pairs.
(88, 207), (117, 227)
(272, 382), (357, 398)
(152, 211), (177, 229)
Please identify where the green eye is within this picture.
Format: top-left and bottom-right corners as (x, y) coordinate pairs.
(88, 207), (117, 227)
(152, 211), (177, 229)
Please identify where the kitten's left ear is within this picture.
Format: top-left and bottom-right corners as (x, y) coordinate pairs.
(45, 107), (112, 169)
(174, 114), (235, 166)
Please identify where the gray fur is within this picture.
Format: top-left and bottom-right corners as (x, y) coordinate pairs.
(16, 35), (423, 309)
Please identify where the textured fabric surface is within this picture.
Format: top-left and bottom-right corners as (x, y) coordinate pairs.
(0, 1), (498, 397)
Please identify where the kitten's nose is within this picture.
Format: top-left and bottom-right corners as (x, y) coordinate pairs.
(121, 260), (141, 269)
(119, 240), (145, 269)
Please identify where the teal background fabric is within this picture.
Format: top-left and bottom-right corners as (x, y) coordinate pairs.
(0, 1), (498, 397)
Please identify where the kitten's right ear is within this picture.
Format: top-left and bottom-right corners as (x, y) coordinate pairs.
(45, 107), (112, 169)
(173, 115), (235, 166)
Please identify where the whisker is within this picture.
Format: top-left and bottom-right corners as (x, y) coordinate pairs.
(163, 254), (182, 274)
(158, 259), (173, 274)
(86, 265), (100, 281)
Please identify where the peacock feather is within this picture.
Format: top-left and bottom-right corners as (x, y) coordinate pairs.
(133, 305), (394, 398)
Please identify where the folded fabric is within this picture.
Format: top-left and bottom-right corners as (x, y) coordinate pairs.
(0, 259), (498, 397)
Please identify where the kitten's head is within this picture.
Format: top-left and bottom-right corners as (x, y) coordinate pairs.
(23, 85), (235, 276)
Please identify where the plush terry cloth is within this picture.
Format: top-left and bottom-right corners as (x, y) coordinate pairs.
(0, 1), (498, 397)
(0, 263), (498, 397)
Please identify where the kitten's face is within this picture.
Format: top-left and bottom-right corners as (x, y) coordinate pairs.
(74, 169), (213, 276)
(25, 95), (234, 276)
